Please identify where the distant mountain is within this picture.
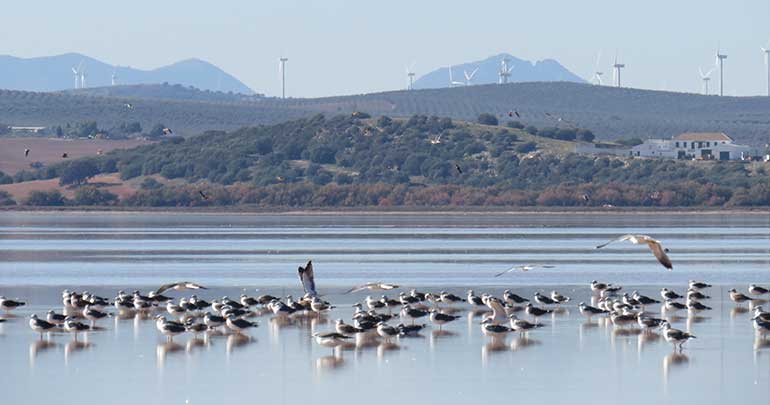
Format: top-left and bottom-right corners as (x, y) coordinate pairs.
(0, 53), (255, 94)
(413, 53), (585, 89)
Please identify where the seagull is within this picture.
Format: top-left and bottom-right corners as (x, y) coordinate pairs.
(495, 264), (555, 277)
(63, 317), (90, 339)
(345, 282), (399, 294)
(199, 190), (209, 200)
(29, 314), (56, 337)
(162, 127), (173, 135)
(148, 291), (172, 303)
(637, 314), (667, 331)
(484, 297), (508, 324)
(225, 315), (258, 334)
(533, 292), (557, 306)
(749, 284), (769, 296)
(203, 312), (226, 329)
(335, 319), (364, 335)
(398, 292), (419, 306)
(752, 315), (770, 336)
(82, 305), (108, 325)
(24, 148), (30, 157)
(508, 314), (544, 335)
(0, 296), (26, 313)
(185, 322), (208, 336)
(454, 164), (463, 174)
(590, 281), (620, 294)
(664, 299), (687, 313)
(310, 296), (333, 315)
(166, 301), (186, 317)
(365, 295), (385, 310)
(313, 332), (352, 349)
(401, 305), (429, 325)
(632, 291), (661, 308)
(595, 234), (672, 270)
(439, 291), (464, 304)
(397, 323), (426, 336)
(686, 289), (710, 301)
(480, 318), (512, 337)
(503, 290), (529, 305)
(728, 289), (756, 305)
(550, 291), (570, 304)
(376, 322), (401, 341)
(466, 290), (485, 306)
(124, 103), (133, 109)
(578, 302), (609, 320)
(687, 300), (712, 313)
(660, 321), (696, 351)
(61, 153), (68, 158)
(429, 309), (461, 330)
(525, 303), (552, 324)
(298, 260), (317, 297)
(46, 310), (67, 325)
(661, 288), (683, 301)
(154, 282), (207, 295)
(688, 280), (712, 290)
(158, 317), (187, 341)
(240, 295), (259, 307)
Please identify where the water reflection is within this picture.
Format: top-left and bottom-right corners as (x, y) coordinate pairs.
(663, 352), (691, 388)
(510, 336), (540, 352)
(29, 339), (58, 367)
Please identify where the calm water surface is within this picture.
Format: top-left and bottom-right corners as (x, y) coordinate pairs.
(0, 212), (768, 405)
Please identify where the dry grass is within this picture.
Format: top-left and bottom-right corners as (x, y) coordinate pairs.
(0, 173), (143, 202)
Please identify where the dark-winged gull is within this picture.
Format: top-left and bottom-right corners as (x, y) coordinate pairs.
(596, 234), (673, 270)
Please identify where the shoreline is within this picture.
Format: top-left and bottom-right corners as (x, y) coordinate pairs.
(1, 206), (768, 216)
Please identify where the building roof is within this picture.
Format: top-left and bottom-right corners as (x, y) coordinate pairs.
(673, 132), (732, 142)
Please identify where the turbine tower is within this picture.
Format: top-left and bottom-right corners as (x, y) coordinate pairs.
(71, 60), (84, 89)
(612, 55), (625, 88)
(716, 49), (727, 96)
(111, 67), (118, 86)
(591, 51), (603, 85)
(762, 42), (770, 97)
(498, 57), (513, 84)
(448, 66), (464, 87)
(463, 67), (479, 86)
(405, 62), (416, 90)
(698, 67), (715, 95)
(279, 57), (288, 99)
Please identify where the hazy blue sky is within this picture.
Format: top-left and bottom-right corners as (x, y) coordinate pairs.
(3, 0), (769, 97)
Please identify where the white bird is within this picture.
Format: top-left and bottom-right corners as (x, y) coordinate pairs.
(660, 321), (696, 351)
(595, 234), (673, 270)
(313, 332), (352, 350)
(494, 264), (555, 277)
(63, 317), (90, 339)
(154, 282), (207, 295)
(345, 282), (399, 294)
(29, 314), (56, 337)
(225, 315), (258, 333)
(298, 260), (317, 297)
(749, 284), (769, 296)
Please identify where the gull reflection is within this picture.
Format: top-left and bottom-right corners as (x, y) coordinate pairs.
(637, 331), (660, 355)
(29, 339), (58, 367)
(731, 307), (749, 319)
(481, 337), (508, 365)
(156, 341), (184, 368)
(663, 352), (691, 387)
(186, 337), (207, 353)
(315, 347), (345, 371)
(355, 332), (379, 350)
(64, 340), (93, 365)
(377, 342), (401, 361)
(226, 333), (254, 354)
(510, 336), (540, 352)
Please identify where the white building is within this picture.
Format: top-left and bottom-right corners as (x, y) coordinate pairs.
(630, 132), (753, 161)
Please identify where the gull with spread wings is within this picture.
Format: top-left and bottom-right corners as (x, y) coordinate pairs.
(344, 282), (399, 294)
(154, 281), (207, 295)
(298, 260), (317, 297)
(595, 234), (672, 270)
(494, 264), (555, 277)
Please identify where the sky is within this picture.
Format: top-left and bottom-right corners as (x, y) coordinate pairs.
(2, 0), (769, 98)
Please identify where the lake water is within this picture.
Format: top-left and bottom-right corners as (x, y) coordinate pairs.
(0, 211), (768, 405)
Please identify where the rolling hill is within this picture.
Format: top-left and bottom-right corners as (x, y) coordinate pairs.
(413, 53), (586, 89)
(2, 82), (770, 145)
(0, 53), (254, 94)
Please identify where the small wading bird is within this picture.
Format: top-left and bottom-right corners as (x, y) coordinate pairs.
(345, 282), (399, 294)
(494, 264), (555, 277)
(154, 282), (207, 295)
(595, 234), (672, 270)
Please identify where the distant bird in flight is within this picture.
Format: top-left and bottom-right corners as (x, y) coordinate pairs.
(455, 164), (463, 174)
(162, 128), (173, 135)
(429, 134), (442, 145)
(124, 103), (134, 109)
(298, 260), (317, 297)
(199, 190), (209, 200)
(494, 264), (555, 277)
(345, 282), (400, 294)
(24, 148), (30, 157)
(508, 110), (520, 118)
(595, 234), (673, 270)
(61, 153), (68, 158)
(154, 281), (207, 295)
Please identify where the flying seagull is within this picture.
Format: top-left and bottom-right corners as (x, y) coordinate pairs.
(298, 260), (317, 297)
(62, 153), (68, 158)
(199, 190), (209, 200)
(595, 234), (672, 270)
(162, 128), (173, 135)
(455, 164), (463, 174)
(344, 282), (399, 294)
(24, 148), (30, 157)
(124, 103), (134, 109)
(154, 282), (207, 295)
(494, 264), (555, 277)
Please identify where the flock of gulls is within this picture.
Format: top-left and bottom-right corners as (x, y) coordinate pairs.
(1, 234), (770, 362)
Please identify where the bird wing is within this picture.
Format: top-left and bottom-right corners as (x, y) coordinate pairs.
(595, 234), (634, 249)
(344, 283), (372, 294)
(647, 241), (673, 271)
(154, 283), (178, 294)
(493, 266), (518, 277)
(298, 260), (317, 297)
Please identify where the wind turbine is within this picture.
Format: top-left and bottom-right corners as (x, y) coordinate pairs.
(111, 67), (118, 86)
(71, 60), (83, 89)
(698, 67), (715, 95)
(448, 66), (464, 87)
(762, 41), (770, 97)
(463, 67), (479, 86)
(498, 57), (513, 84)
(279, 57), (288, 99)
(591, 51), (604, 85)
(716, 48), (727, 96)
(80, 66), (87, 88)
(405, 62), (416, 90)
(612, 55), (625, 88)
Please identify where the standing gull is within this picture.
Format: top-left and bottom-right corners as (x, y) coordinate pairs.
(748, 284), (769, 296)
(429, 310), (461, 331)
(0, 296), (26, 313)
(29, 314), (56, 338)
(660, 321), (696, 351)
(688, 280), (712, 290)
(728, 289), (756, 305)
(595, 234), (673, 270)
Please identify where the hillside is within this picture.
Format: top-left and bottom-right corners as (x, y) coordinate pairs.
(2, 82), (770, 146)
(413, 53), (585, 89)
(0, 115), (767, 209)
(65, 83), (265, 103)
(0, 53), (254, 94)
